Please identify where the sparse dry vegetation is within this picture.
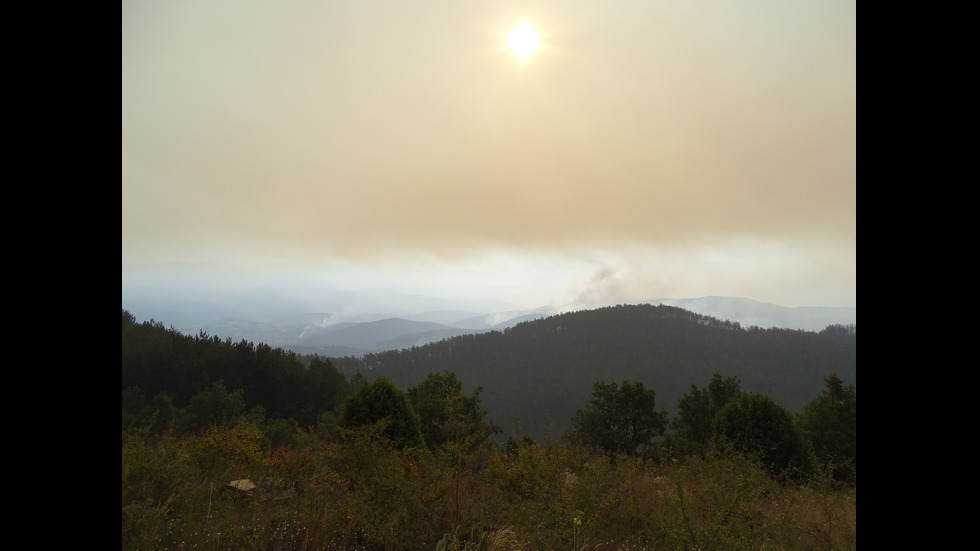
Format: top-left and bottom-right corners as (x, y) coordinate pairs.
(122, 310), (854, 550)
(122, 425), (854, 550)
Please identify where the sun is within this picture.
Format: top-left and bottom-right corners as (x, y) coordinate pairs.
(506, 22), (542, 60)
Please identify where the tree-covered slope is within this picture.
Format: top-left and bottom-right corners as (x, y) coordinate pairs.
(330, 304), (855, 441)
(122, 310), (352, 428)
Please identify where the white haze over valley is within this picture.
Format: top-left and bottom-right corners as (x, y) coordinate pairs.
(122, 260), (855, 356)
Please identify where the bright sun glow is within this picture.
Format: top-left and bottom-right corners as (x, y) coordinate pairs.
(506, 22), (541, 60)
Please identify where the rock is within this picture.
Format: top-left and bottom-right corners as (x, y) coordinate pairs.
(227, 479), (256, 492)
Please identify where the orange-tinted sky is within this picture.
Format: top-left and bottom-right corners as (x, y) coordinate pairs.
(122, 1), (855, 315)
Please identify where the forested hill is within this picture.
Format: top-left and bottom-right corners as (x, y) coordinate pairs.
(330, 304), (856, 442)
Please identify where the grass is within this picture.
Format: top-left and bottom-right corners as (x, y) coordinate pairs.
(122, 427), (855, 550)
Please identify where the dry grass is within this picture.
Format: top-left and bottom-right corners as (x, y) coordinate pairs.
(122, 430), (855, 550)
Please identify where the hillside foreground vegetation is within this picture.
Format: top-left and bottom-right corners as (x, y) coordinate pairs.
(122, 309), (855, 550)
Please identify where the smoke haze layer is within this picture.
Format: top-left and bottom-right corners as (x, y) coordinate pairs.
(122, 1), (856, 314)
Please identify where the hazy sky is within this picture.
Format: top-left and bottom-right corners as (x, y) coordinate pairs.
(122, 0), (856, 319)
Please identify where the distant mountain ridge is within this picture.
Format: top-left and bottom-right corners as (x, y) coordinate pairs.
(183, 305), (568, 355)
(159, 297), (854, 356)
(644, 297), (856, 333)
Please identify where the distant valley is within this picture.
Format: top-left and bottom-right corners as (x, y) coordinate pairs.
(155, 296), (855, 357)
(187, 308), (561, 356)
